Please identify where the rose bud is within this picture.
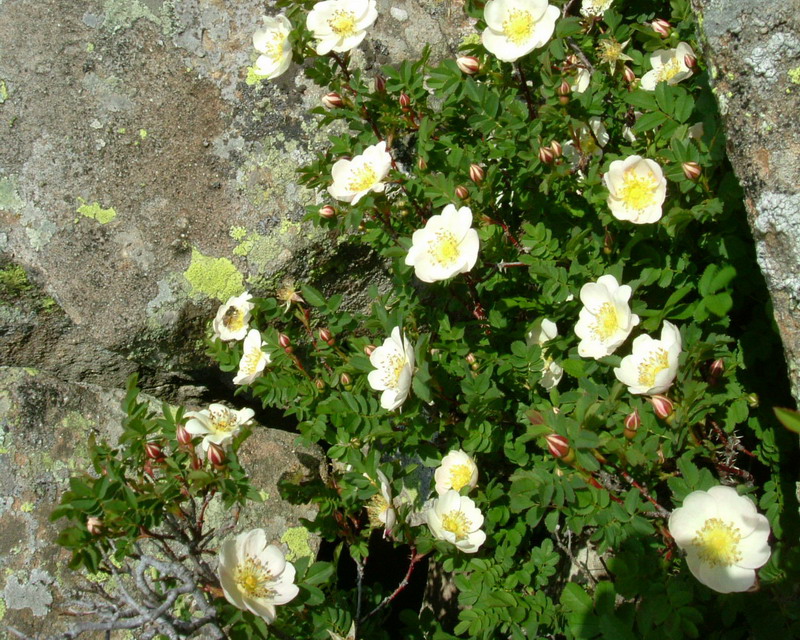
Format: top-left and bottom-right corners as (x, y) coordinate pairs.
(469, 163), (485, 184)
(650, 395), (674, 419)
(207, 442), (226, 467)
(340, 373), (352, 387)
(682, 161), (702, 181)
(709, 358), (725, 379)
(417, 156), (428, 171)
(86, 516), (103, 536)
(747, 393), (759, 408)
(651, 19), (671, 37)
(315, 378), (326, 390)
(144, 442), (164, 460)
(364, 344), (376, 357)
(557, 79), (571, 103)
(374, 74), (386, 93)
(539, 146), (555, 164)
(399, 93), (411, 109)
(624, 409), (641, 439)
(550, 140), (562, 158)
(455, 185), (469, 200)
(176, 423), (193, 447)
(684, 54), (697, 69)
(544, 433), (571, 459)
(623, 65), (636, 85)
(456, 56), (480, 75)
(321, 92), (343, 109)
(319, 204), (336, 219)
(319, 327), (334, 345)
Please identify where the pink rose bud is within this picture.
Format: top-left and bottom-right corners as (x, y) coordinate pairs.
(176, 423), (193, 447)
(364, 344), (376, 357)
(539, 146), (555, 164)
(340, 373), (352, 386)
(455, 185), (469, 200)
(684, 54), (697, 69)
(144, 442), (163, 460)
(374, 74), (386, 93)
(545, 433), (570, 459)
(709, 358), (725, 379)
(207, 442), (226, 467)
(650, 395), (674, 419)
(279, 333), (292, 353)
(319, 205), (336, 219)
(623, 66), (636, 84)
(417, 157), (428, 171)
(315, 378), (326, 390)
(319, 327), (334, 345)
(321, 92), (343, 109)
(469, 163), (485, 184)
(624, 409), (641, 439)
(682, 161), (702, 181)
(456, 56), (480, 75)
(399, 93), (411, 109)
(557, 80), (571, 104)
(86, 516), (103, 536)
(465, 352), (476, 365)
(550, 140), (562, 158)
(651, 19), (671, 37)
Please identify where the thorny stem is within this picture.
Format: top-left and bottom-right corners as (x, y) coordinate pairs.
(482, 215), (523, 249)
(361, 548), (426, 622)
(515, 62), (537, 120)
(354, 555), (366, 635)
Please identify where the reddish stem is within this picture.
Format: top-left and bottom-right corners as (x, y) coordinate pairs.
(361, 548), (426, 621)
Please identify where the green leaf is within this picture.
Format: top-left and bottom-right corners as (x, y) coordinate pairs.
(300, 284), (327, 307)
(774, 407), (800, 434)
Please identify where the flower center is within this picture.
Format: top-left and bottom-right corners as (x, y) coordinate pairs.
(502, 9), (535, 45)
(591, 302), (620, 340)
(328, 10), (358, 37)
(367, 494), (390, 527)
(449, 464), (473, 491)
(234, 556), (276, 599)
(693, 518), (743, 567)
(222, 306), (245, 332)
(209, 407), (238, 434)
(658, 57), (684, 82)
(241, 348), (265, 375)
(637, 347), (669, 387)
(263, 32), (287, 62)
(441, 510), (471, 540)
(382, 352), (408, 389)
(430, 229), (460, 267)
(597, 39), (623, 64)
(618, 171), (658, 210)
(347, 164), (378, 193)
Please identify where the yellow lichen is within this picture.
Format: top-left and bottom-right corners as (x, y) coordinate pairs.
(280, 526), (313, 561)
(183, 248), (245, 302)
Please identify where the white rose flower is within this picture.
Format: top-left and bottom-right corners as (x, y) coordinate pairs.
(252, 15), (293, 80)
(404, 205), (480, 283)
(306, 0), (378, 56)
(481, 0), (560, 63)
(570, 67), (591, 94)
(213, 292), (255, 342)
(575, 274), (640, 359)
(604, 155), (667, 224)
(614, 320), (682, 395)
(327, 141), (392, 205)
(527, 318), (563, 390)
(579, 0), (613, 18)
(367, 327), (415, 411)
(217, 529), (299, 623)
(365, 469), (396, 537)
(640, 42), (695, 90)
(234, 329), (271, 386)
(426, 490), (486, 553)
(185, 403), (255, 451)
(668, 486), (771, 593)
(434, 450), (479, 495)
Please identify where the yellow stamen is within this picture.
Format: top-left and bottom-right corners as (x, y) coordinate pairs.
(618, 171), (658, 210)
(430, 229), (460, 267)
(262, 32), (287, 63)
(637, 347), (669, 387)
(234, 556), (276, 598)
(591, 302), (620, 340)
(693, 518), (743, 567)
(449, 464), (473, 492)
(328, 10), (358, 37)
(502, 9), (535, 45)
(222, 306), (245, 332)
(658, 57), (684, 82)
(347, 164), (378, 193)
(381, 353), (408, 389)
(209, 407), (239, 435)
(441, 510), (471, 540)
(366, 494), (390, 527)
(240, 348), (264, 376)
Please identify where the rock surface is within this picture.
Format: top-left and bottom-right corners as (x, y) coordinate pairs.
(0, 366), (323, 638)
(0, 0), (471, 395)
(693, 0), (800, 401)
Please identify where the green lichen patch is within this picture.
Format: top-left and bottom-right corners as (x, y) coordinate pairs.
(0, 80), (8, 103)
(0, 176), (25, 212)
(789, 66), (800, 85)
(101, 0), (160, 32)
(245, 66), (269, 87)
(76, 199), (117, 224)
(183, 248), (244, 302)
(280, 526), (313, 562)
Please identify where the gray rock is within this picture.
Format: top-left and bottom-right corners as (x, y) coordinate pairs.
(693, 0), (800, 400)
(0, 0), (471, 394)
(0, 366), (323, 637)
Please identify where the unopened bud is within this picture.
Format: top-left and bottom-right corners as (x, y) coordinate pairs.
(550, 140), (562, 158)
(144, 442), (163, 460)
(319, 327), (334, 345)
(399, 93), (411, 109)
(623, 409), (641, 439)
(455, 185), (469, 200)
(319, 204), (336, 219)
(279, 333), (292, 350)
(557, 80), (571, 96)
(684, 54), (697, 69)
(374, 74), (386, 93)
(364, 344), (376, 357)
(417, 156), (427, 171)
(682, 161), (702, 181)
(538, 145), (555, 164)
(465, 353), (476, 365)
(603, 229), (614, 254)
(86, 516), (103, 536)
(207, 442), (226, 467)
(469, 164), (485, 184)
(544, 433), (570, 459)
(709, 358), (725, 381)
(176, 423), (193, 447)
(340, 373), (352, 387)
(315, 378), (326, 390)
(650, 395), (674, 419)
(747, 393), (759, 408)
(321, 92), (343, 109)
(651, 18), (671, 38)
(623, 65), (636, 85)
(456, 56), (480, 75)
